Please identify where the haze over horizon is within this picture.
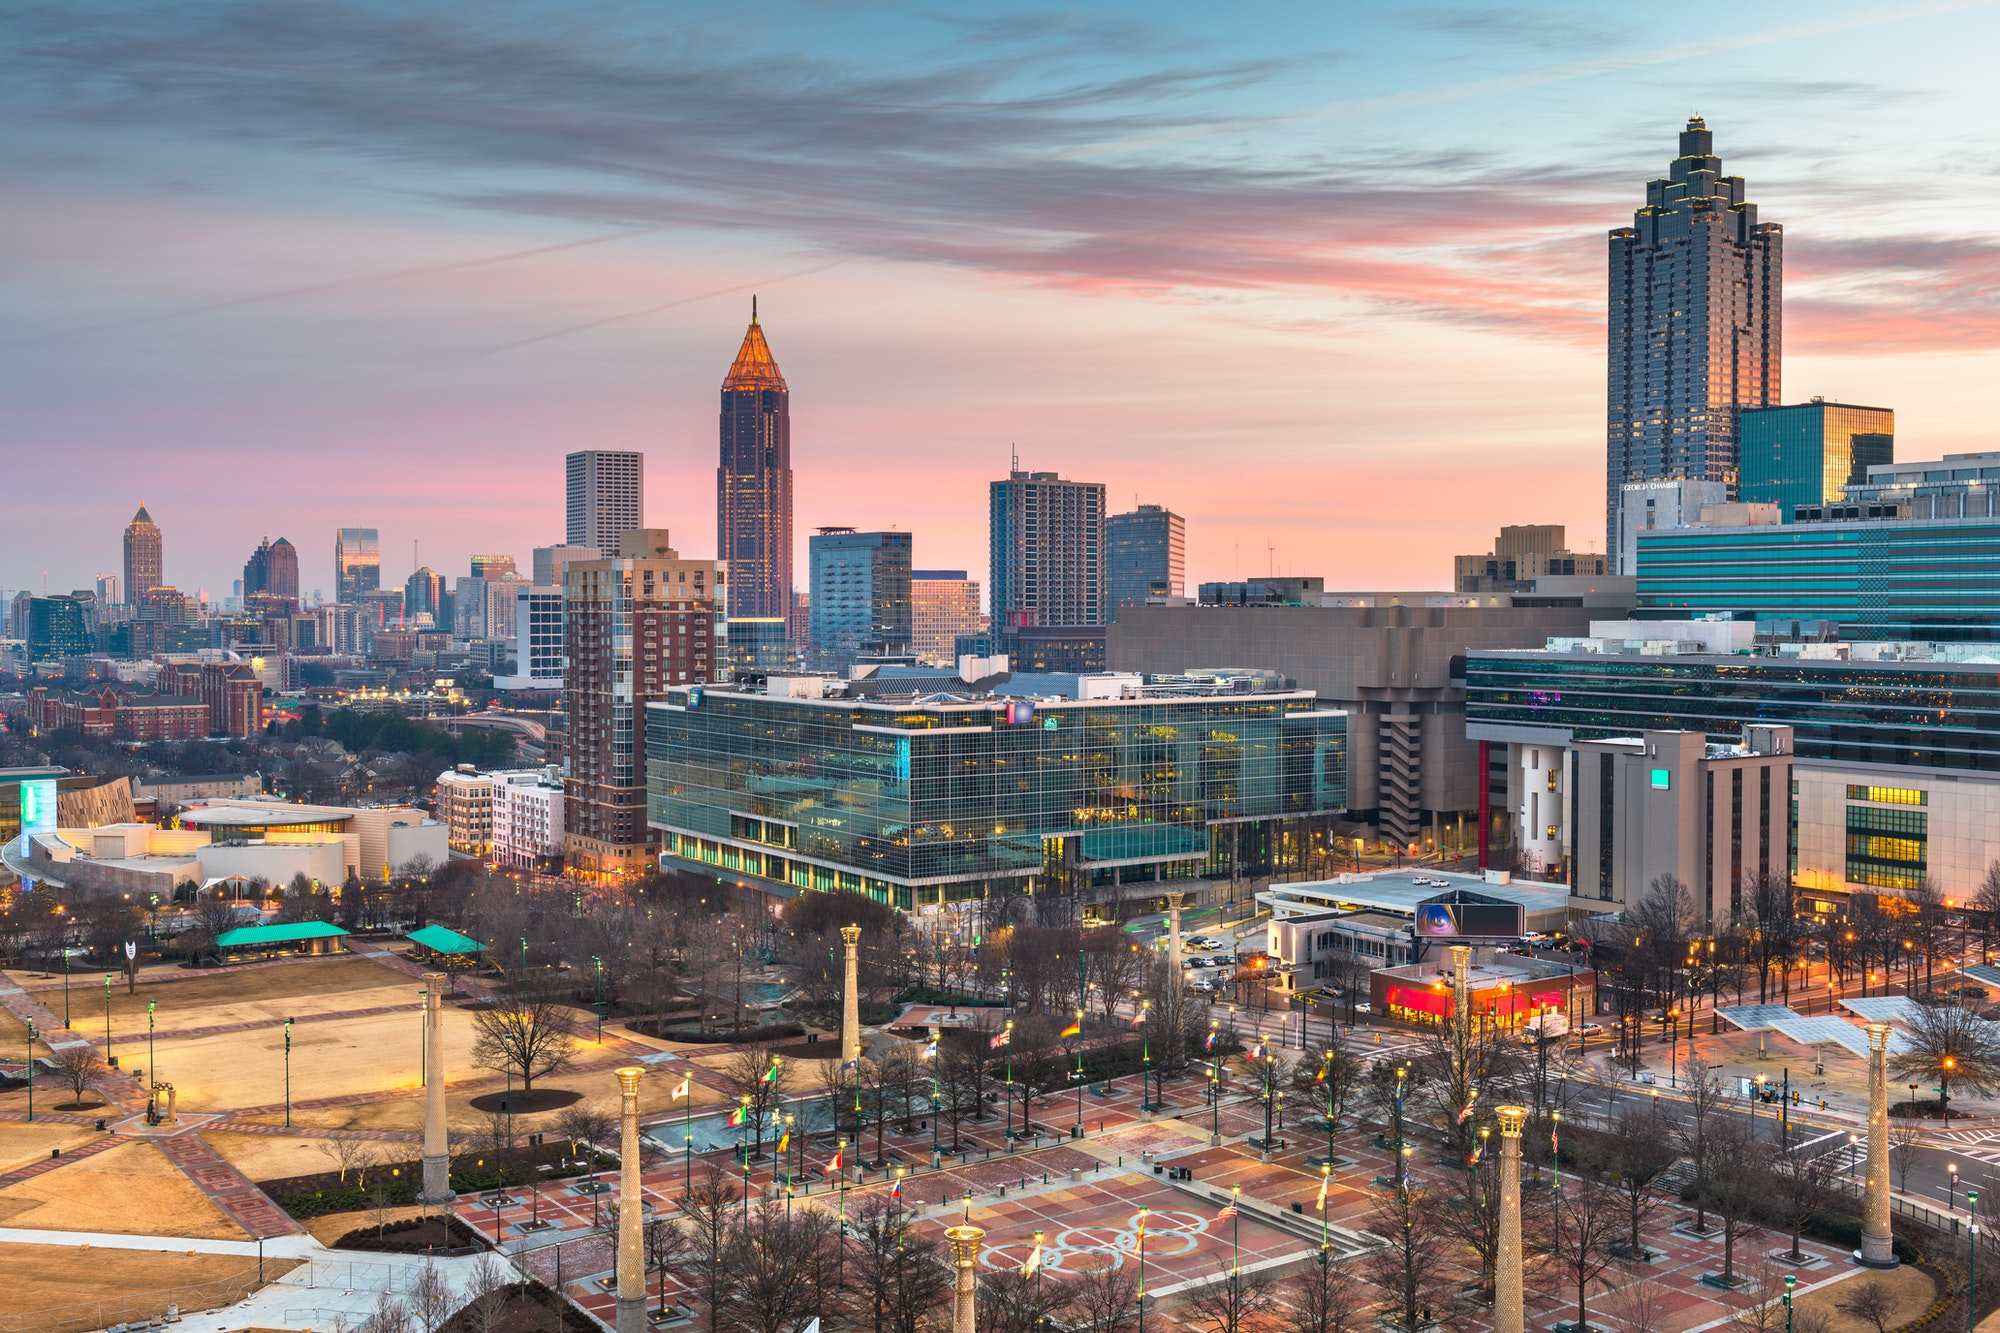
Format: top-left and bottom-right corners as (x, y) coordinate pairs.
(7, 0), (2000, 601)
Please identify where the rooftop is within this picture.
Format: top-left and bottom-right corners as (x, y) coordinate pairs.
(1261, 870), (1574, 919)
(179, 799), (359, 828)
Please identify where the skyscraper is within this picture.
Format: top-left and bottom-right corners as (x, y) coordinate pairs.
(564, 529), (724, 880)
(808, 528), (912, 668)
(1739, 399), (1895, 519)
(404, 567), (444, 626)
(716, 301), (793, 624)
(990, 468), (1107, 630)
(335, 528), (381, 600)
(1106, 503), (1185, 616)
(1606, 117), (1781, 565)
(911, 570), (983, 665)
(565, 451), (644, 552)
(243, 537), (300, 602)
(123, 504), (162, 602)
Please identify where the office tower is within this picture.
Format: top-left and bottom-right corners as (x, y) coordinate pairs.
(722, 618), (795, 675)
(404, 567), (444, 625)
(26, 596), (90, 662)
(910, 571), (983, 665)
(1106, 503), (1185, 616)
(989, 468), (1106, 630)
(455, 574), (523, 640)
(716, 302), (793, 623)
(533, 544), (600, 588)
(1739, 399), (1894, 518)
(566, 451), (644, 553)
(1616, 479), (1729, 576)
(1453, 525), (1605, 594)
(1606, 117), (1781, 565)
(335, 528), (381, 600)
(123, 503), (162, 600)
(241, 537), (300, 601)
(564, 529), (724, 880)
(499, 584), (565, 690)
(469, 554), (516, 580)
(808, 529), (912, 668)
(94, 573), (121, 609)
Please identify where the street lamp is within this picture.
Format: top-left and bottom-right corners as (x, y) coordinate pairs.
(25, 1019), (35, 1123)
(593, 956), (604, 1044)
(1784, 1274), (1795, 1333)
(284, 1017), (294, 1129)
(1948, 1162), (1960, 1212)
(1209, 1019), (1222, 1145)
(103, 975), (112, 1055)
(1969, 1188), (1980, 1333)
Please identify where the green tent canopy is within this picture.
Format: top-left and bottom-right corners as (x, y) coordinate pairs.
(215, 921), (351, 949)
(406, 924), (487, 955)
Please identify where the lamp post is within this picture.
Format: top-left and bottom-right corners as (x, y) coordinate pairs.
(1004, 1018), (1016, 1141)
(1948, 1162), (1960, 1213)
(1072, 1008), (1086, 1139)
(283, 1016), (293, 1129)
(103, 975), (112, 1055)
(1784, 1274), (1795, 1333)
(25, 1019), (35, 1123)
(1968, 1188), (1980, 1333)
(1210, 1020), (1222, 1145)
(1321, 1049), (1336, 1164)
(594, 957), (604, 1044)
(503, 1033), (517, 1145)
(1136, 1209), (1148, 1333)
(1139, 998), (1155, 1112)
(61, 942), (69, 1029)
(1393, 1064), (1408, 1192)
(147, 999), (155, 1091)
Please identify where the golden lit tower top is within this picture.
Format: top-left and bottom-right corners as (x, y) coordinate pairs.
(723, 296), (787, 392)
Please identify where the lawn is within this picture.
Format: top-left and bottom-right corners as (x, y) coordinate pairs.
(94, 955), (426, 1030)
(0, 1243), (298, 1333)
(1793, 1263), (1939, 1333)
(0, 1140), (247, 1239)
(0, 1121), (101, 1176)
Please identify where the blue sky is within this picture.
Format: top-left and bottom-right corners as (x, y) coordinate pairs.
(4, 0), (1998, 600)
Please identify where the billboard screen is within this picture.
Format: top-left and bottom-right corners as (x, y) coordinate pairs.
(1413, 900), (1524, 939)
(19, 778), (56, 840)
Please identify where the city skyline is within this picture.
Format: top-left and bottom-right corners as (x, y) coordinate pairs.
(8, 2), (2000, 598)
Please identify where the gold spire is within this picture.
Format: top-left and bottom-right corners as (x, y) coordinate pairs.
(723, 300), (786, 391)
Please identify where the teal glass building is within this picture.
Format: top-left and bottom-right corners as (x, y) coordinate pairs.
(1635, 518), (2000, 639)
(1739, 400), (1894, 518)
(646, 685), (1346, 909)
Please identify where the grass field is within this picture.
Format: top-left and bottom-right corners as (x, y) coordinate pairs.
(94, 955), (425, 1029)
(0, 1121), (102, 1176)
(0, 1243), (297, 1333)
(0, 1140), (247, 1240)
(1793, 1263), (1938, 1333)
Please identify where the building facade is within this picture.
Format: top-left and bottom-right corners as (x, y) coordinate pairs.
(435, 767), (497, 856)
(1453, 525), (1606, 594)
(403, 568), (444, 627)
(723, 618), (794, 675)
(910, 571), (983, 665)
(716, 304), (793, 624)
(123, 504), (162, 601)
(1738, 400), (1894, 518)
(499, 585), (564, 689)
(24, 686), (211, 741)
(808, 528), (912, 669)
(1616, 479), (1729, 577)
(1606, 117), (1782, 562)
(990, 469), (1106, 631)
(532, 544), (600, 587)
(646, 680), (1346, 910)
(25, 596), (90, 662)
(243, 537), (300, 604)
(1107, 504), (1185, 616)
(335, 528), (380, 601)
(154, 661), (264, 738)
(492, 768), (565, 872)
(563, 529), (724, 880)
(565, 451), (644, 553)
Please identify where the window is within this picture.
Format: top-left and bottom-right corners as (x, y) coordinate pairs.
(1845, 804), (1927, 889)
(1845, 785), (1926, 806)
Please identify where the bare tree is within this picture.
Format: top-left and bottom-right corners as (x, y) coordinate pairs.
(717, 1041), (786, 1157)
(1889, 1119), (1925, 1193)
(360, 1288), (407, 1333)
(983, 1269), (1077, 1333)
(1179, 1268), (1278, 1333)
(1362, 1183), (1458, 1333)
(469, 976), (579, 1092)
(1601, 1109), (1678, 1258)
(48, 1046), (108, 1107)
(646, 1216), (692, 1316)
(1065, 1262), (1140, 1333)
(1891, 995), (2000, 1116)
(1706, 1118), (1773, 1287)
(1770, 1144), (1837, 1261)
(1731, 1254), (1802, 1333)
(1836, 1278), (1899, 1333)
(1549, 1175), (1620, 1333)
(1610, 1276), (1675, 1333)
(317, 1138), (381, 1186)
(553, 1103), (615, 1161)
(406, 1256), (454, 1333)
(681, 1165), (738, 1333)
(1677, 1056), (1737, 1234)
(845, 1193), (951, 1333)
(716, 1201), (840, 1333)
(459, 1253), (511, 1333)
(1282, 1257), (1366, 1333)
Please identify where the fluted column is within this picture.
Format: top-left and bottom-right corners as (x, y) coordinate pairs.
(1860, 1023), (1897, 1268)
(946, 1225), (985, 1333)
(419, 973), (452, 1203)
(1451, 945), (1471, 1048)
(1495, 1105), (1527, 1333)
(841, 925), (862, 1075)
(616, 1066), (648, 1333)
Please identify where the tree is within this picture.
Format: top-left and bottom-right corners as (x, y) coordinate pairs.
(1180, 1267), (1277, 1333)
(48, 1046), (107, 1107)
(1610, 1276), (1675, 1333)
(1836, 1278), (1899, 1333)
(554, 1104), (615, 1162)
(1601, 1108), (1678, 1258)
(983, 1269), (1077, 1333)
(681, 1165), (738, 1333)
(1890, 996), (2000, 1116)
(1065, 1262), (1140, 1333)
(317, 1138), (381, 1186)
(716, 1202), (838, 1333)
(1362, 1182), (1457, 1333)
(1549, 1174), (1620, 1332)
(1677, 1057), (1737, 1234)
(718, 1042), (787, 1156)
(1704, 1118), (1773, 1287)
(459, 1253), (512, 1333)
(1889, 1119), (1925, 1193)
(1769, 1143), (1836, 1261)
(845, 1193), (951, 1333)
(469, 976), (579, 1092)
(1282, 1257), (1365, 1333)
(407, 1255), (454, 1333)
(646, 1216), (693, 1316)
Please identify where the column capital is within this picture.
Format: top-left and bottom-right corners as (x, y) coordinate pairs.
(945, 1225), (986, 1266)
(1495, 1104), (1529, 1135)
(1867, 1021), (1892, 1052)
(841, 924), (862, 946)
(616, 1065), (646, 1097)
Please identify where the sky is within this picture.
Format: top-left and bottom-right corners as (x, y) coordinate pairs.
(6, 0), (2000, 604)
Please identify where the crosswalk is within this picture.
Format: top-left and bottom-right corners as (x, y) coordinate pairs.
(1930, 1128), (2000, 1167)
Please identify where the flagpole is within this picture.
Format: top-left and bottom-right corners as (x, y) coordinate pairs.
(683, 1075), (694, 1197)
(1137, 1208), (1149, 1333)
(1231, 1185), (1241, 1274)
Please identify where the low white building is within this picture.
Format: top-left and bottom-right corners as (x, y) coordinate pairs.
(492, 767), (564, 872)
(435, 767), (498, 856)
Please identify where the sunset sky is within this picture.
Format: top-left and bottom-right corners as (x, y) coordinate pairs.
(6, 0), (2000, 604)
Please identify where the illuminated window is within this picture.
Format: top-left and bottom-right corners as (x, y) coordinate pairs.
(1845, 785), (1926, 806)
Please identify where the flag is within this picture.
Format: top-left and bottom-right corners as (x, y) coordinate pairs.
(1131, 1011), (1147, 1026)
(1219, 1203), (1237, 1218)
(1021, 1246), (1042, 1277)
(778, 1128), (790, 1153)
(989, 1030), (1011, 1050)
(843, 1057), (859, 1071)
(1315, 1175), (1329, 1212)
(1252, 1039), (1267, 1059)
(728, 1106), (747, 1127)
(1061, 1021), (1082, 1040)
(828, 1149), (843, 1171)
(1457, 1093), (1479, 1124)
(1204, 1031), (1217, 1052)
(672, 1076), (691, 1100)
(764, 1062), (781, 1083)
(1315, 1063), (1327, 1084)
(890, 1176), (902, 1199)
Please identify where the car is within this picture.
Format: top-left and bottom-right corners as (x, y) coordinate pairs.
(1352, 1001), (1371, 1014)
(1576, 1022), (1604, 1036)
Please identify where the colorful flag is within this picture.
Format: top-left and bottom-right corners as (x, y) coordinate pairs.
(1315, 1174), (1329, 1212)
(829, 1149), (843, 1171)
(728, 1106), (747, 1127)
(764, 1062), (781, 1083)
(989, 1030), (1012, 1050)
(890, 1176), (903, 1199)
(843, 1057), (859, 1071)
(1252, 1039), (1267, 1059)
(1314, 1063), (1327, 1084)
(1131, 1011), (1147, 1026)
(1061, 1021), (1082, 1040)
(1457, 1093), (1479, 1124)
(1021, 1245), (1042, 1277)
(1204, 1030), (1217, 1052)
(1219, 1203), (1238, 1218)
(778, 1128), (790, 1153)
(672, 1076), (691, 1100)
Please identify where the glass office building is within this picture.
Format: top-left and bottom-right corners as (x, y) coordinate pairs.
(1634, 518), (2000, 638)
(1107, 504), (1185, 616)
(808, 529), (912, 669)
(1464, 650), (2000, 774)
(647, 685), (1346, 908)
(1739, 401), (1894, 518)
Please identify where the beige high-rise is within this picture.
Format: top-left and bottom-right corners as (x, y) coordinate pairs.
(419, 973), (451, 1203)
(1860, 1023), (1897, 1267)
(1494, 1105), (1528, 1333)
(946, 1225), (985, 1333)
(615, 1067), (648, 1333)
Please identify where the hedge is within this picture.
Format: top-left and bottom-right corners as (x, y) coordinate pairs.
(659, 1022), (806, 1044)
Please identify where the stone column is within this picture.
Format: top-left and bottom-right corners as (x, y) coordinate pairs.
(840, 925), (863, 1075)
(419, 973), (452, 1203)
(1494, 1105), (1527, 1333)
(1860, 1022), (1898, 1268)
(1450, 945), (1472, 1048)
(1168, 899), (1183, 975)
(616, 1066), (648, 1333)
(946, 1224), (985, 1333)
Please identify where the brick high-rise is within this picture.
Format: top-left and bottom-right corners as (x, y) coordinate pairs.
(563, 529), (724, 881)
(716, 301), (793, 627)
(123, 503), (162, 602)
(1606, 117), (1781, 566)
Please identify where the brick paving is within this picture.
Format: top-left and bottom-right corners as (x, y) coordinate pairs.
(154, 1130), (302, 1238)
(0, 1131), (131, 1188)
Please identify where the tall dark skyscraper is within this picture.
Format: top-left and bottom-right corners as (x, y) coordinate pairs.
(244, 536), (300, 602)
(716, 301), (793, 625)
(335, 528), (380, 601)
(1606, 117), (1781, 566)
(123, 503), (162, 602)
(990, 468), (1106, 628)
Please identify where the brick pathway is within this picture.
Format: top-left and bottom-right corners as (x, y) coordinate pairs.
(0, 1132), (130, 1189)
(211, 1118), (420, 1143)
(0, 980), (142, 1113)
(154, 1131), (302, 1238)
(145, 1002), (416, 1043)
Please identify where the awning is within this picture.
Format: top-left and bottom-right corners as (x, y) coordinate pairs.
(1387, 984), (1452, 1017)
(216, 921), (350, 949)
(406, 924), (487, 955)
